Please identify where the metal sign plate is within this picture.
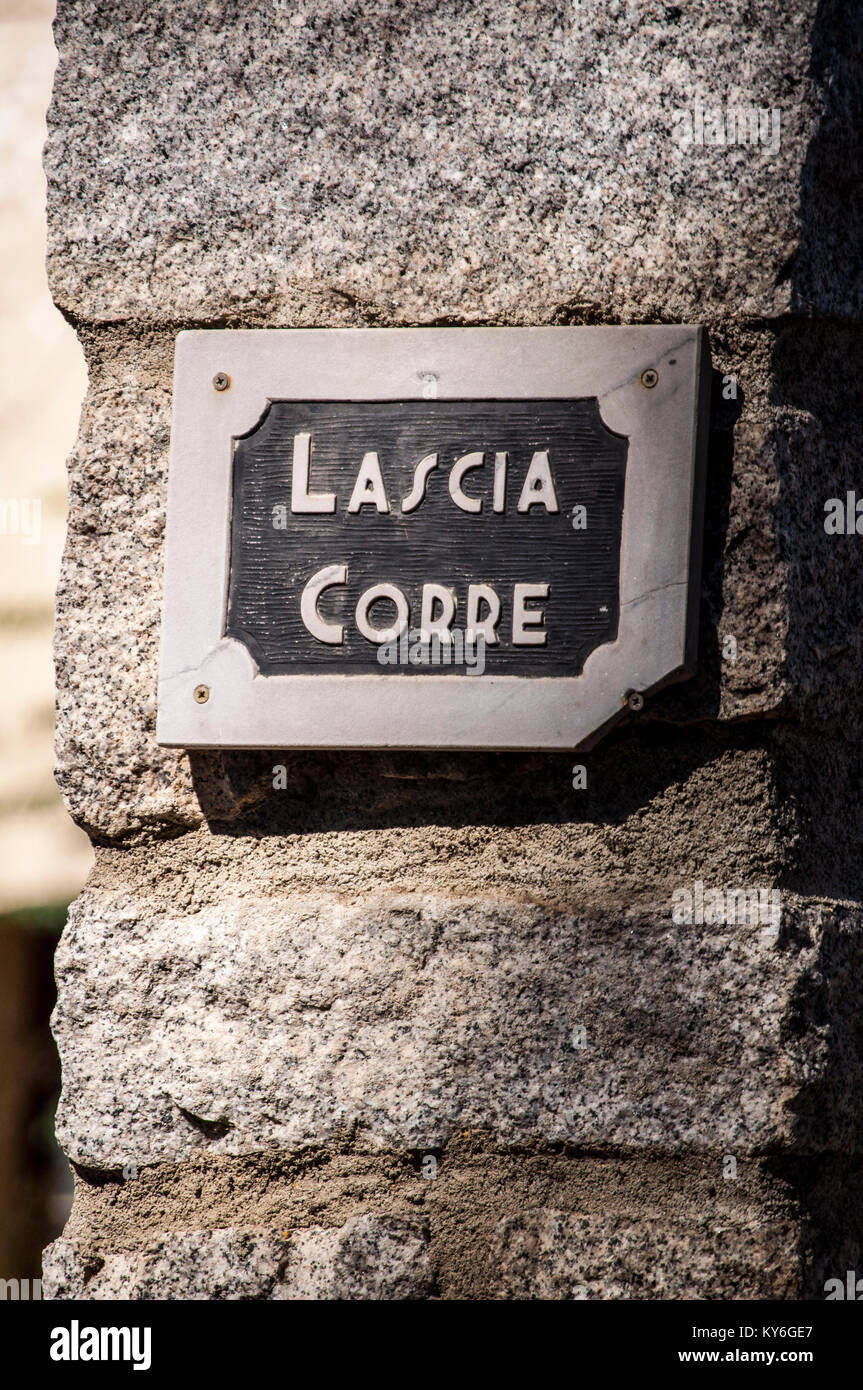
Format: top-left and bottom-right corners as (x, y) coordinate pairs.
(157, 327), (709, 750)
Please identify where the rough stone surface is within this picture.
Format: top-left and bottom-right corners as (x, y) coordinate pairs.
(53, 890), (863, 1167)
(46, 1146), (863, 1300)
(46, 0), (863, 1299)
(492, 1209), (799, 1300)
(46, 1), (832, 328)
(43, 1215), (432, 1300)
(41, 1211), (797, 1301)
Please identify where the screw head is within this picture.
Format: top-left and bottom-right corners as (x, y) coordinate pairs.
(626, 690), (645, 712)
(194, 684), (210, 704)
(640, 368), (659, 389)
(213, 372), (231, 392)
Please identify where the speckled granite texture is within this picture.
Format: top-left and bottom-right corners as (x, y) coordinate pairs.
(50, 893), (863, 1168)
(44, 1), (846, 326)
(44, 1217), (433, 1300)
(45, 0), (863, 1298)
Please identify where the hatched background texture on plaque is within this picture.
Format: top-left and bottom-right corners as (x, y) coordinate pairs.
(226, 397), (627, 676)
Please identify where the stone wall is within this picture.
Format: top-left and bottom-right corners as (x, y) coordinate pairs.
(0, 0), (91, 914)
(43, 0), (863, 1298)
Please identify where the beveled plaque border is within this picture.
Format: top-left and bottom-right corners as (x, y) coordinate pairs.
(157, 326), (710, 750)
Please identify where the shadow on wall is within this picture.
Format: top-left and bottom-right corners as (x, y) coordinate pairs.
(768, 0), (863, 1294)
(771, 0), (863, 904)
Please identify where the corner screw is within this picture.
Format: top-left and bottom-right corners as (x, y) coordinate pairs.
(213, 372), (231, 392)
(626, 690), (644, 711)
(640, 368), (659, 389)
(194, 684), (210, 704)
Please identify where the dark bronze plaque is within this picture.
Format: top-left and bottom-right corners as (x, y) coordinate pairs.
(226, 399), (627, 676)
(158, 326), (709, 749)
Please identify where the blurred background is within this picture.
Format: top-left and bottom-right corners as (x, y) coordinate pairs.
(0, 0), (92, 1281)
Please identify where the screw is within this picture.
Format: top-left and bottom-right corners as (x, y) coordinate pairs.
(213, 372), (231, 392)
(626, 690), (644, 711)
(194, 684), (210, 704)
(640, 368), (659, 389)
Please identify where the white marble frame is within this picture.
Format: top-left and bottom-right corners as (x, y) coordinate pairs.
(157, 326), (709, 750)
